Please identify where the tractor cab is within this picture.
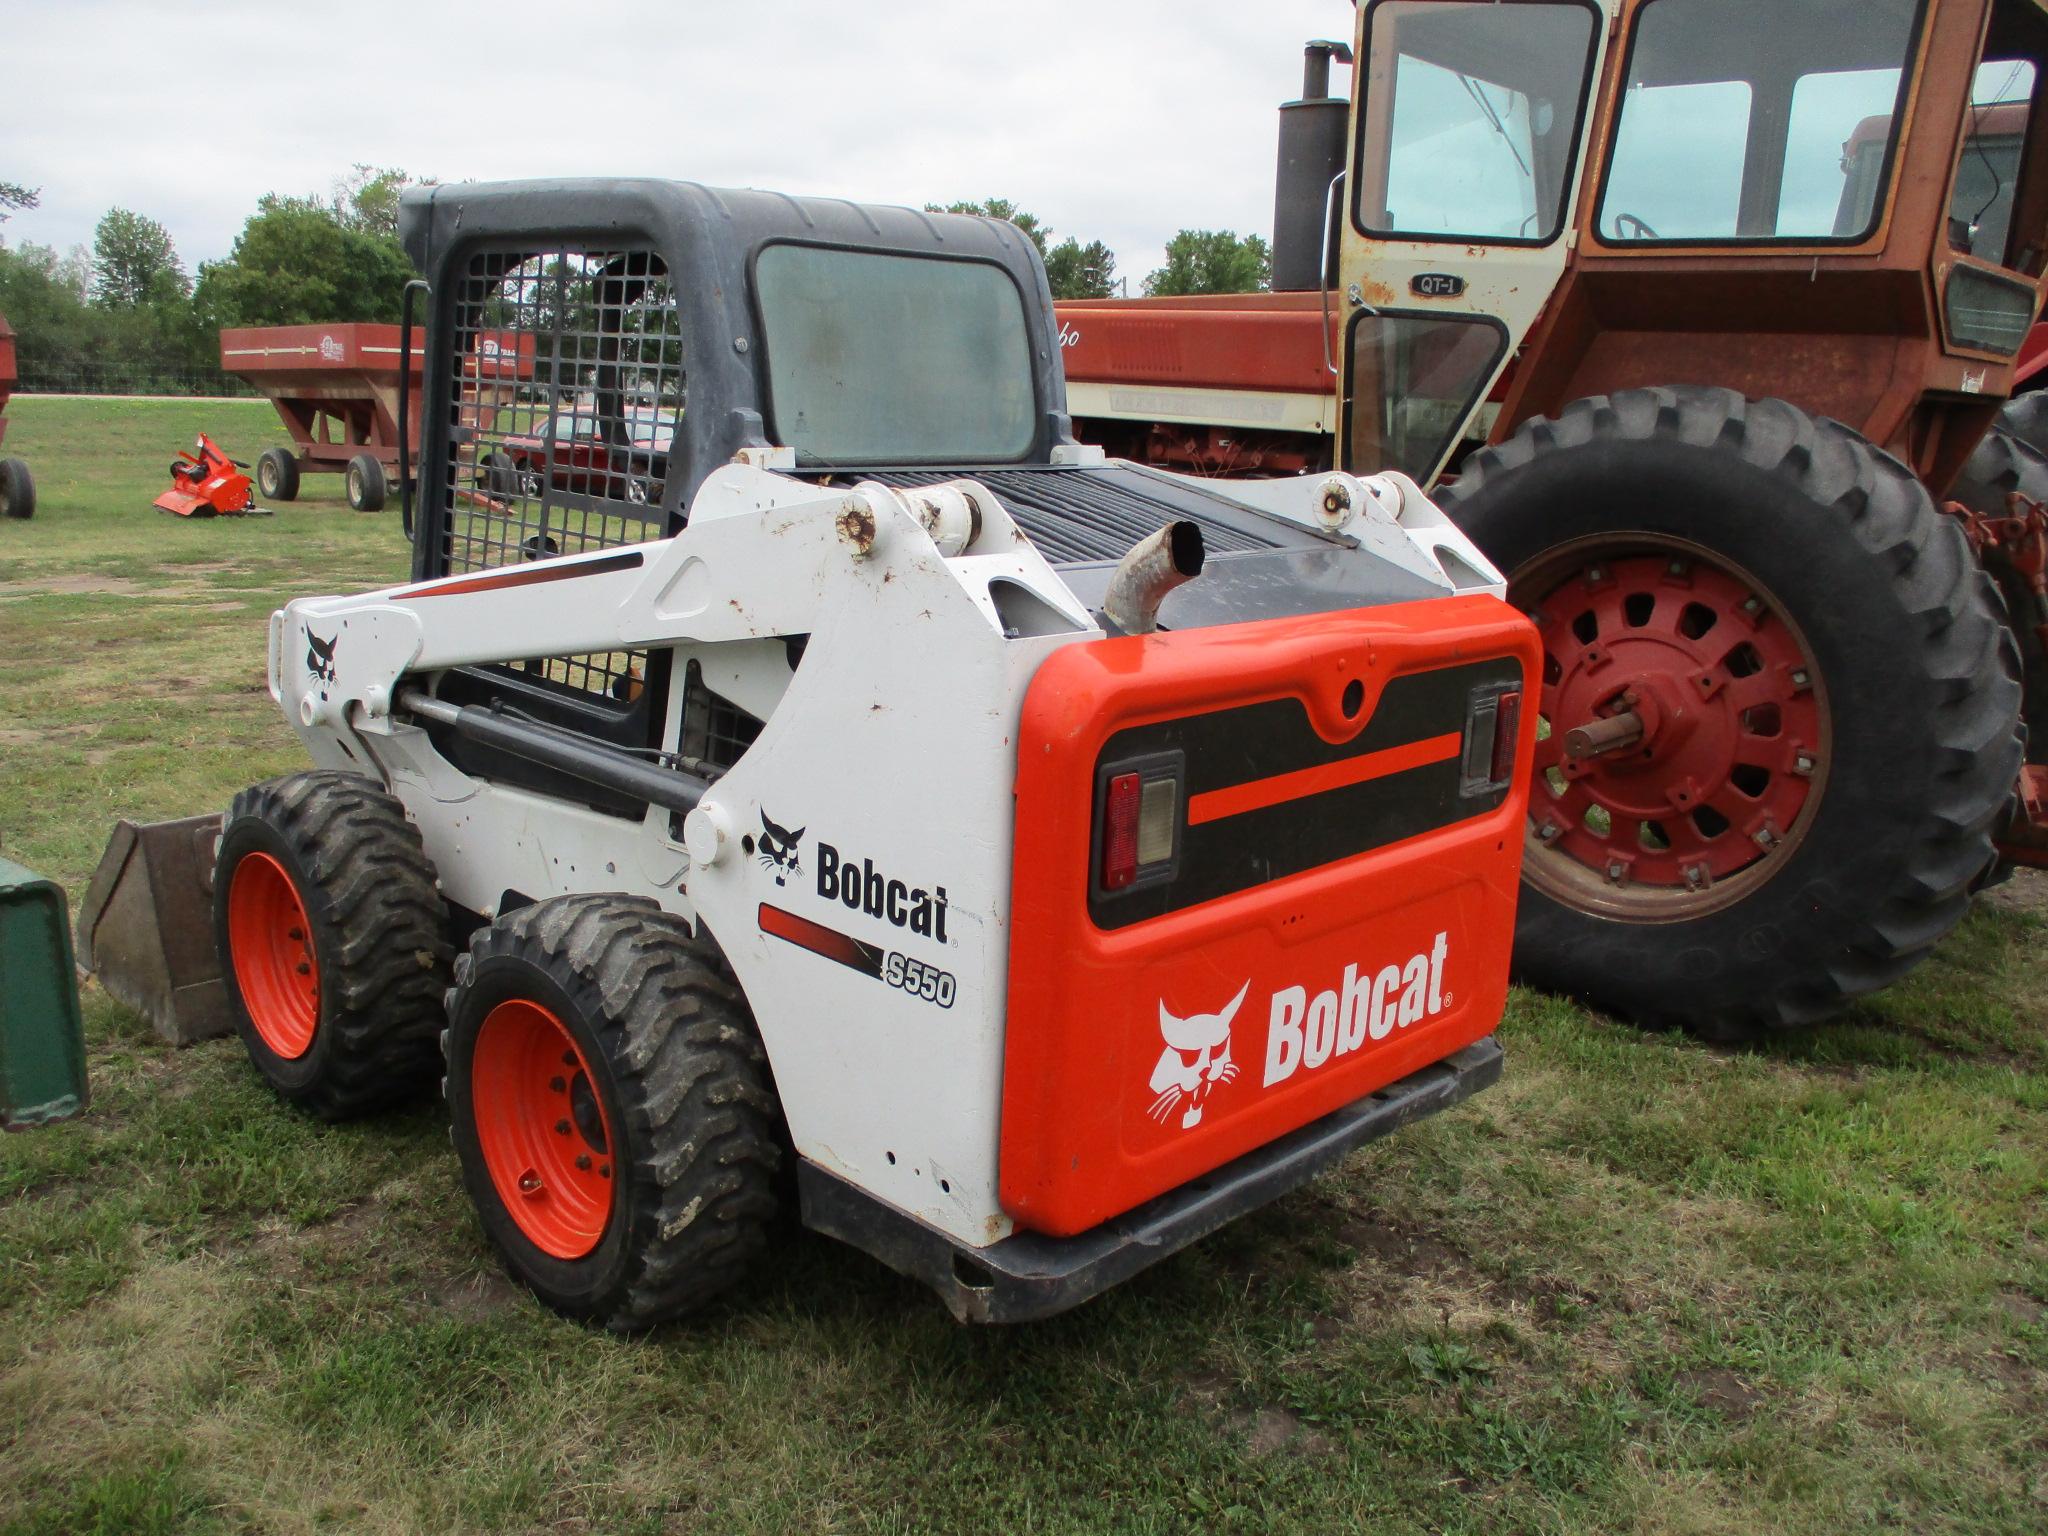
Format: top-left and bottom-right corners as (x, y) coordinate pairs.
(1335, 0), (2048, 493)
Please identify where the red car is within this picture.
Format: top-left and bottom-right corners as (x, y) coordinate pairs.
(479, 407), (674, 507)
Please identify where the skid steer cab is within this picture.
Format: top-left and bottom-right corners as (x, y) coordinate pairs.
(213, 178), (1538, 1327)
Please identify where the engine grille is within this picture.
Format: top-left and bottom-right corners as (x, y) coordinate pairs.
(869, 463), (1313, 567)
(441, 244), (684, 699)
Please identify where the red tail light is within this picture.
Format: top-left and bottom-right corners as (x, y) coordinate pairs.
(1491, 690), (1521, 785)
(1102, 772), (1142, 890)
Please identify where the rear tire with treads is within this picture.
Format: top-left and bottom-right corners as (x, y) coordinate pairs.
(444, 895), (783, 1330)
(1440, 386), (2021, 1039)
(1950, 424), (2048, 763)
(213, 771), (452, 1117)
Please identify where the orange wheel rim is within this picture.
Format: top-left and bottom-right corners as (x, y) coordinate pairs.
(226, 851), (320, 1059)
(472, 999), (616, 1259)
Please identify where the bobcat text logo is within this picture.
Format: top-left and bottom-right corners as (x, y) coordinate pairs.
(816, 842), (950, 941)
(756, 810), (804, 886)
(1149, 982), (1246, 1130)
(1265, 933), (1450, 1087)
(305, 629), (338, 692)
(1056, 320), (1082, 349)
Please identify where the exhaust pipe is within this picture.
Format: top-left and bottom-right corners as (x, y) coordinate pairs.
(1272, 39), (1353, 294)
(1101, 521), (1205, 636)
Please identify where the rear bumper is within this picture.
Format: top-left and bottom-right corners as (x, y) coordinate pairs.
(800, 1034), (1502, 1324)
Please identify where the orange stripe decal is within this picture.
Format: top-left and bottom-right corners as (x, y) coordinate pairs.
(1187, 732), (1463, 826)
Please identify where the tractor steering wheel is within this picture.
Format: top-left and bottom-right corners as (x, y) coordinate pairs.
(1613, 211), (1660, 241)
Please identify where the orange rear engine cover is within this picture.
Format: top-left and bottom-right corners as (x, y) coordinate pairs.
(1001, 595), (1540, 1237)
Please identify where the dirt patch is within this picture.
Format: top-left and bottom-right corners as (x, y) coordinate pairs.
(1338, 1216), (1463, 1280)
(0, 573), (152, 598)
(427, 1267), (525, 1323)
(1984, 867), (2048, 921)
(1675, 1365), (1766, 1421)
(1998, 1291), (2045, 1326)
(0, 723), (97, 748)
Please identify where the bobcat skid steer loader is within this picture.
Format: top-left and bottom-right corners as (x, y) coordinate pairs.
(212, 179), (1539, 1327)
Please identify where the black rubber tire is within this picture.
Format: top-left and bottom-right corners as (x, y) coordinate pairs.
(1440, 386), (2022, 1039)
(481, 450), (518, 500)
(214, 771), (453, 1118)
(345, 453), (387, 513)
(1996, 391), (2048, 460)
(256, 447), (300, 503)
(0, 457), (34, 519)
(1950, 424), (2048, 762)
(444, 895), (783, 1330)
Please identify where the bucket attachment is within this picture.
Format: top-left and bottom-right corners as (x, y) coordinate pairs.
(0, 856), (89, 1130)
(76, 814), (230, 1047)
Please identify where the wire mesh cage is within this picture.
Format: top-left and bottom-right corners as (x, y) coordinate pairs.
(439, 245), (686, 700)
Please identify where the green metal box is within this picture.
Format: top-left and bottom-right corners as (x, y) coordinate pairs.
(0, 856), (89, 1129)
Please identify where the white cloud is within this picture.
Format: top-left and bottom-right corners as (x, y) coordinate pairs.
(2, 0), (1355, 289)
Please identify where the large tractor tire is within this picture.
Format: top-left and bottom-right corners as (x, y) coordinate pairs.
(214, 771), (453, 1118)
(0, 457), (34, 519)
(1994, 391), (2048, 460)
(1951, 424), (2048, 761)
(1439, 386), (2021, 1039)
(443, 895), (783, 1330)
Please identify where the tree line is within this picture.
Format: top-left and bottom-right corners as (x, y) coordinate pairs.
(0, 174), (1274, 393)
(0, 168), (416, 392)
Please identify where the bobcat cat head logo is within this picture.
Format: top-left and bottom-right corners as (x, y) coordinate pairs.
(758, 810), (805, 886)
(1148, 981), (1247, 1130)
(306, 630), (338, 693)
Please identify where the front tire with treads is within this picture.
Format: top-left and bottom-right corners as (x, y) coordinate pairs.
(214, 771), (452, 1117)
(1440, 386), (2021, 1038)
(444, 895), (783, 1330)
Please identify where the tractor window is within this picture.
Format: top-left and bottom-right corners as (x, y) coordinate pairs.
(1355, 0), (1601, 245)
(1345, 311), (1505, 481)
(754, 244), (1036, 467)
(1598, 0), (1924, 244)
(1950, 61), (2038, 265)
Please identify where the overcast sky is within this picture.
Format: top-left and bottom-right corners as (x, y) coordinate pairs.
(3, 0), (1356, 291)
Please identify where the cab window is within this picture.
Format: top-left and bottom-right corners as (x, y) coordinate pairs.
(1598, 0), (1923, 243)
(1355, 0), (1601, 244)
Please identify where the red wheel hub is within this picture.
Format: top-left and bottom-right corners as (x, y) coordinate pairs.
(1519, 544), (1825, 907)
(226, 851), (320, 1059)
(471, 999), (615, 1260)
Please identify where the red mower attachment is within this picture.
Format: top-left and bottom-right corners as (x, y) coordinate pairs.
(154, 435), (261, 517)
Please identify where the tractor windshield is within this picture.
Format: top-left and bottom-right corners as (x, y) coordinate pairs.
(1354, 0), (1602, 245)
(1596, 0), (1924, 244)
(754, 244), (1037, 467)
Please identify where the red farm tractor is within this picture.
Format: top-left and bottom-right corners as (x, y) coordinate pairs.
(0, 313), (33, 519)
(1061, 0), (2048, 1039)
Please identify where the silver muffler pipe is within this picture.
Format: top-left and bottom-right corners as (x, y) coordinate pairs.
(1101, 521), (1205, 636)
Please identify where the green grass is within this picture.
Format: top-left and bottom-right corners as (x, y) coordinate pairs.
(2, 395), (2045, 1534)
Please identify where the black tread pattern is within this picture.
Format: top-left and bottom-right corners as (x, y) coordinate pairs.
(221, 771), (452, 1117)
(449, 895), (782, 1329)
(1951, 424), (2048, 764)
(1442, 386), (2021, 1038)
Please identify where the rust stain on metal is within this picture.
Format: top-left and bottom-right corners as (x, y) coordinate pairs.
(836, 498), (877, 555)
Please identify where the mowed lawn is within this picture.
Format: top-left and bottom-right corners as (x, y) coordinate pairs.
(1, 394), (2044, 1535)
